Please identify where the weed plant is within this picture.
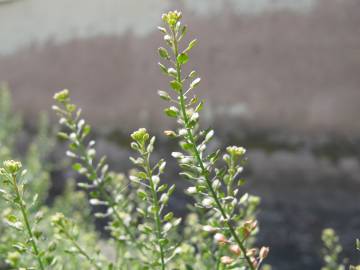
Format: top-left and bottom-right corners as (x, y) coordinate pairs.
(1, 10), (357, 270)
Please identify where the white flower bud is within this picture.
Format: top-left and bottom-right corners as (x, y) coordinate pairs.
(202, 197), (214, 208)
(186, 186), (197, 194)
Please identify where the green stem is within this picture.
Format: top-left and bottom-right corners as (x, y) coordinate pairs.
(12, 174), (45, 270)
(171, 29), (255, 270)
(62, 228), (101, 270)
(70, 124), (145, 255)
(144, 150), (166, 270)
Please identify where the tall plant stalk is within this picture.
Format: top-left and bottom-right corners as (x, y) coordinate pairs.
(157, 11), (268, 269)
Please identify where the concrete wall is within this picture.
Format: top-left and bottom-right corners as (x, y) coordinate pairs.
(0, 0), (359, 135)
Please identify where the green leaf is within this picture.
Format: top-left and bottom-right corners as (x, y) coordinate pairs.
(136, 171), (148, 180)
(195, 100), (205, 112)
(137, 190), (147, 200)
(157, 184), (168, 192)
(167, 184), (176, 196)
(158, 47), (170, 60)
(164, 212), (174, 221)
(72, 163), (82, 172)
(82, 124), (91, 138)
(57, 132), (69, 140)
(5, 214), (17, 223)
(158, 62), (168, 75)
(164, 107), (178, 118)
(170, 80), (182, 92)
(159, 238), (169, 246)
(177, 53), (189, 65)
(179, 25), (187, 40)
(184, 39), (198, 53)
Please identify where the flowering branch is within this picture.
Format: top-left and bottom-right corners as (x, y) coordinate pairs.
(157, 11), (269, 269)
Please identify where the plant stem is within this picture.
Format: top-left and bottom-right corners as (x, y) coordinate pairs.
(72, 126), (145, 254)
(62, 228), (101, 270)
(144, 151), (166, 270)
(12, 174), (45, 270)
(171, 29), (255, 270)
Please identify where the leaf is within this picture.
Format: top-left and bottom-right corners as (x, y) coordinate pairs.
(177, 53), (189, 65)
(184, 39), (198, 53)
(164, 212), (174, 222)
(5, 214), (17, 223)
(137, 190), (147, 200)
(13, 242), (27, 253)
(72, 163), (82, 172)
(179, 25), (187, 40)
(170, 80), (182, 92)
(158, 62), (168, 75)
(195, 100), (205, 112)
(164, 107), (178, 118)
(158, 47), (170, 60)
(157, 184), (168, 192)
(167, 184), (176, 196)
(82, 124), (91, 138)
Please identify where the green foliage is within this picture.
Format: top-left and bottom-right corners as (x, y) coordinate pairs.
(0, 87), (99, 269)
(321, 228), (345, 270)
(157, 10), (268, 270)
(0, 160), (49, 269)
(130, 128), (180, 269)
(0, 10), (272, 270)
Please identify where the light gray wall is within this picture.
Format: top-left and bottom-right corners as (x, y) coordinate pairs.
(1, 0), (359, 135)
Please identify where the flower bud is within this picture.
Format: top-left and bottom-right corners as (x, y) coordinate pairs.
(186, 186), (197, 194)
(53, 89), (70, 102)
(3, 160), (22, 174)
(202, 225), (218, 233)
(164, 130), (177, 137)
(220, 256), (233, 265)
(259, 246), (270, 260)
(202, 197), (214, 208)
(151, 175), (160, 186)
(229, 245), (241, 256)
(214, 233), (228, 245)
(244, 219), (258, 232)
(226, 146), (246, 156)
(131, 128), (149, 143)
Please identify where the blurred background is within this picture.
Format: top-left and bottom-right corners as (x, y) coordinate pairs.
(1, 0), (360, 269)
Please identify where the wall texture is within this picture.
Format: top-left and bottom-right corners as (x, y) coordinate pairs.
(0, 0), (359, 135)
